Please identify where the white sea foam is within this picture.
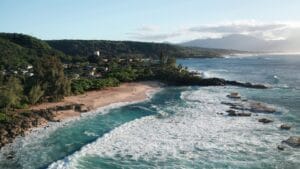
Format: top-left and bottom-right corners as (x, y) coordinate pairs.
(48, 87), (294, 169)
(0, 88), (161, 169)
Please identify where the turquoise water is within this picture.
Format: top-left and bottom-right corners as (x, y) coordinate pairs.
(0, 55), (299, 169)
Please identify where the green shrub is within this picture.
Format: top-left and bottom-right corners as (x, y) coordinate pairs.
(0, 112), (9, 122)
(71, 78), (120, 94)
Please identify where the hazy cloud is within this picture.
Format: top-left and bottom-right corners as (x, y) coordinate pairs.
(128, 21), (300, 42)
(189, 23), (287, 34)
(137, 25), (160, 32)
(127, 32), (181, 41)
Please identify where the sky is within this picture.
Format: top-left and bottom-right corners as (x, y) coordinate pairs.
(1, 0), (300, 42)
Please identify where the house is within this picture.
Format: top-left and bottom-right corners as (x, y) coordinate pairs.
(27, 65), (33, 70)
(73, 74), (80, 79)
(94, 50), (100, 56)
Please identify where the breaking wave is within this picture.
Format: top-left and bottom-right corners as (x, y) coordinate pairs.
(48, 87), (296, 169)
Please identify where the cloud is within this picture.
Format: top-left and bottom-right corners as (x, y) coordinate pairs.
(128, 21), (300, 42)
(189, 23), (286, 34)
(137, 25), (160, 32)
(128, 32), (181, 41)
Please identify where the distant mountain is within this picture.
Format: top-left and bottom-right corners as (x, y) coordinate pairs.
(181, 34), (300, 52)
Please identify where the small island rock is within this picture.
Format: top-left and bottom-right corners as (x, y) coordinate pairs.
(280, 124), (291, 130)
(282, 136), (300, 148)
(277, 145), (285, 150)
(258, 118), (273, 124)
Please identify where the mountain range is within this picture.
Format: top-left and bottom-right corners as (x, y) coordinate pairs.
(181, 34), (300, 52)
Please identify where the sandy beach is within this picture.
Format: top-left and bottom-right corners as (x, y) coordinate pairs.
(30, 81), (162, 121)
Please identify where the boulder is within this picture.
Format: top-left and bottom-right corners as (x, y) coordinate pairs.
(75, 104), (90, 113)
(222, 101), (276, 114)
(277, 145), (285, 151)
(21, 119), (33, 129)
(258, 118), (273, 124)
(226, 109), (236, 116)
(237, 112), (251, 116)
(282, 136), (300, 148)
(280, 124), (291, 130)
(56, 104), (75, 111)
(226, 110), (251, 116)
(227, 92), (241, 99)
(249, 102), (276, 113)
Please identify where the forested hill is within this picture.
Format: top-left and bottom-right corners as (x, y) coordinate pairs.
(0, 32), (240, 69)
(47, 40), (238, 60)
(0, 33), (69, 69)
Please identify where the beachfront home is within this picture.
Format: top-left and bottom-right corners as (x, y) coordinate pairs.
(94, 50), (100, 56)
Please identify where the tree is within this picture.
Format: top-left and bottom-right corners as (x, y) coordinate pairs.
(28, 84), (44, 104)
(33, 56), (70, 101)
(0, 76), (23, 112)
(166, 57), (176, 67)
(159, 50), (168, 65)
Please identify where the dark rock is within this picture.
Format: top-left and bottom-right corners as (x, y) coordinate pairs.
(226, 80), (268, 89)
(282, 136), (300, 148)
(75, 104), (90, 113)
(249, 102), (276, 113)
(198, 78), (226, 86)
(227, 92), (241, 99)
(226, 109), (237, 116)
(237, 112), (251, 116)
(280, 124), (291, 130)
(21, 119), (32, 129)
(226, 110), (251, 116)
(277, 145), (285, 150)
(56, 104), (75, 111)
(6, 154), (14, 160)
(222, 101), (276, 114)
(258, 118), (273, 124)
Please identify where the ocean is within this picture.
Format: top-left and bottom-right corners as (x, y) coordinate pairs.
(0, 55), (299, 169)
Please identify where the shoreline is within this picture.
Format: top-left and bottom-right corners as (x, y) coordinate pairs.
(0, 81), (163, 150)
(30, 81), (162, 123)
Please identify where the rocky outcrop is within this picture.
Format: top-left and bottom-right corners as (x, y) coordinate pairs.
(0, 103), (92, 149)
(195, 78), (268, 89)
(74, 104), (90, 113)
(258, 118), (273, 124)
(280, 124), (291, 130)
(277, 145), (285, 150)
(226, 109), (251, 116)
(282, 136), (300, 148)
(227, 92), (241, 99)
(222, 101), (276, 114)
(226, 80), (268, 89)
(0, 110), (52, 148)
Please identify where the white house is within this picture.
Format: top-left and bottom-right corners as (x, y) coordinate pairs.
(94, 51), (100, 56)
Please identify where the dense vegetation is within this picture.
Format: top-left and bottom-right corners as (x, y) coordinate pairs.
(0, 33), (71, 69)
(0, 33), (207, 122)
(0, 33), (263, 147)
(47, 40), (237, 61)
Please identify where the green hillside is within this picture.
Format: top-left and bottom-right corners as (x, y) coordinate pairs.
(46, 40), (235, 60)
(0, 33), (240, 69)
(0, 33), (69, 69)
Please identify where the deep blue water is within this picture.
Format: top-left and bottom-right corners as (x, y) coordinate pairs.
(0, 55), (299, 169)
